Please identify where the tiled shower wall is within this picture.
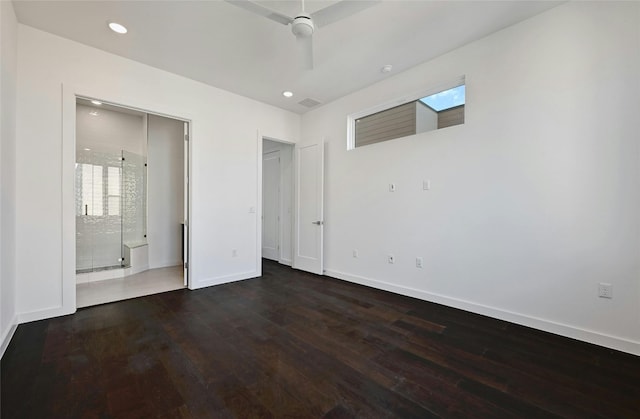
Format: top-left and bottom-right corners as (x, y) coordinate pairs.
(122, 150), (146, 248)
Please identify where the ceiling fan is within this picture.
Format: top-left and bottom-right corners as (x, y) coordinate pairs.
(225, 0), (380, 70)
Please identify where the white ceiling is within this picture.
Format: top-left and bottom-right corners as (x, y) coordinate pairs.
(13, 0), (561, 114)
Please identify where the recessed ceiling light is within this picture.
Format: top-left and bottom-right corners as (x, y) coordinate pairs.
(84, 148), (91, 151)
(381, 64), (393, 73)
(282, 91), (294, 98)
(89, 111), (99, 116)
(91, 100), (102, 105)
(108, 22), (128, 34)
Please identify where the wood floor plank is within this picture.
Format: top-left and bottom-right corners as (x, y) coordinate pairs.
(2, 259), (639, 418)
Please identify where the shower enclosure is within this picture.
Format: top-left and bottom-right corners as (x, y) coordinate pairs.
(75, 149), (146, 273)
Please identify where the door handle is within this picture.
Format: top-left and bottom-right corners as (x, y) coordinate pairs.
(85, 204), (88, 216)
(311, 221), (324, 225)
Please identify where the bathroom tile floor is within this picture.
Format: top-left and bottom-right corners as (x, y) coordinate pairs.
(76, 265), (185, 308)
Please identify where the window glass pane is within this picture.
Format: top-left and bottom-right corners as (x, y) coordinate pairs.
(81, 164), (93, 215)
(108, 196), (120, 216)
(354, 82), (465, 148)
(108, 166), (120, 196)
(420, 85), (465, 111)
(92, 165), (103, 216)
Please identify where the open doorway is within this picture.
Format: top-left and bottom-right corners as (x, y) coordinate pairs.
(74, 98), (189, 307)
(262, 138), (294, 265)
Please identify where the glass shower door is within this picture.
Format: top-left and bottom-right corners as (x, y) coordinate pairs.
(75, 150), (124, 272)
(122, 150), (147, 256)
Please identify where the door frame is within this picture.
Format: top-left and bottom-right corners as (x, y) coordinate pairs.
(261, 149), (281, 261)
(60, 84), (193, 319)
(256, 133), (295, 276)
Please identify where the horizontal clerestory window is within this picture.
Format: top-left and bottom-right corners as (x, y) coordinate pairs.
(348, 77), (465, 149)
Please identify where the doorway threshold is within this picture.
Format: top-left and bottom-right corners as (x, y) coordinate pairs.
(76, 265), (184, 308)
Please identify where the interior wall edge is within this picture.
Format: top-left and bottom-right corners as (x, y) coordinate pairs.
(0, 315), (18, 359)
(325, 269), (640, 356)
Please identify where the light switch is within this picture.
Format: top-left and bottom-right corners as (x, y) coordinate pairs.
(423, 180), (431, 191)
(389, 183), (396, 192)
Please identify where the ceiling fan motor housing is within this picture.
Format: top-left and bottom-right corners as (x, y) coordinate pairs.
(291, 13), (314, 38)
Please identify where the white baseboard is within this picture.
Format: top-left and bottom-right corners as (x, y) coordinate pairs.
(1, 315), (18, 359)
(190, 270), (259, 290)
(129, 264), (149, 275)
(324, 269), (640, 356)
(149, 260), (182, 270)
(18, 305), (76, 324)
(279, 258), (292, 267)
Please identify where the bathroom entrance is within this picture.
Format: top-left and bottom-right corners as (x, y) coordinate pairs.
(74, 98), (188, 306)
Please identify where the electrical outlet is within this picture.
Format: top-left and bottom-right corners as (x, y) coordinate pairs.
(388, 255), (395, 264)
(389, 183), (396, 192)
(353, 249), (358, 258)
(232, 249), (238, 257)
(598, 283), (613, 299)
(416, 257), (423, 268)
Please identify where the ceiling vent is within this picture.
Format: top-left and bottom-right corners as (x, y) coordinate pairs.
(298, 98), (322, 108)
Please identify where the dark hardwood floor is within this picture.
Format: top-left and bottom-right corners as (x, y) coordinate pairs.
(2, 260), (639, 418)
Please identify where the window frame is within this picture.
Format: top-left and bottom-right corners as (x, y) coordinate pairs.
(347, 75), (465, 150)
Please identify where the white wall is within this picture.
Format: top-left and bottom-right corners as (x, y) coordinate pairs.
(76, 104), (145, 155)
(263, 139), (293, 265)
(1, 0), (18, 357)
(15, 25), (300, 322)
(147, 114), (184, 269)
(302, 2), (640, 355)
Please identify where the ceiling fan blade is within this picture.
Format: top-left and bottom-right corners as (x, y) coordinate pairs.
(224, 0), (293, 25)
(310, 0), (380, 28)
(296, 36), (314, 70)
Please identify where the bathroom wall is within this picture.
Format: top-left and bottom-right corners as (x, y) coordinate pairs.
(147, 114), (184, 269)
(76, 104), (145, 155)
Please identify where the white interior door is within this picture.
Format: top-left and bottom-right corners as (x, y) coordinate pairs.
(183, 122), (189, 286)
(262, 150), (280, 261)
(293, 140), (324, 274)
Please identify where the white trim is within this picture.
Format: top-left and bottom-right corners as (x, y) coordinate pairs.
(0, 316), (18, 359)
(18, 305), (73, 324)
(151, 260), (183, 270)
(346, 75), (465, 150)
(324, 269), (640, 356)
(279, 258), (292, 267)
(183, 121), (191, 287)
(256, 131), (263, 276)
(191, 270), (259, 289)
(61, 84), (78, 318)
